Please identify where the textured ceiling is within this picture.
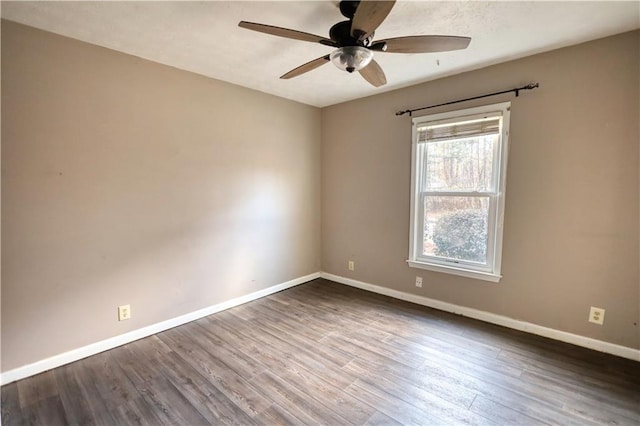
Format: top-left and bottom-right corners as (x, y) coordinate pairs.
(2, 1), (639, 107)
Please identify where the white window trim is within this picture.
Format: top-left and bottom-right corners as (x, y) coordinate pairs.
(407, 102), (511, 283)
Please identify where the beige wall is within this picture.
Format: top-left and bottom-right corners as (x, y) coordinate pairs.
(322, 31), (640, 349)
(1, 21), (321, 371)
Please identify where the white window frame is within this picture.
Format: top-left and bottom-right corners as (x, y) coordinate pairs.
(407, 102), (511, 282)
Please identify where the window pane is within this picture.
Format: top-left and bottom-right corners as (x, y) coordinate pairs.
(422, 196), (489, 264)
(424, 135), (496, 192)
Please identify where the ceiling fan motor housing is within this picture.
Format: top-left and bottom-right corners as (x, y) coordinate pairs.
(329, 21), (373, 47)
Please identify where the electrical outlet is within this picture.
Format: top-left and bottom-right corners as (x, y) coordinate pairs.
(348, 260), (355, 271)
(588, 306), (605, 325)
(118, 304), (131, 321)
(415, 276), (423, 288)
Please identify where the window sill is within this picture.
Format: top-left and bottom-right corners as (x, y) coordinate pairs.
(406, 260), (502, 282)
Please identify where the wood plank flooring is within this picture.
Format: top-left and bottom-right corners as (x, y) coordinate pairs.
(3, 278), (639, 425)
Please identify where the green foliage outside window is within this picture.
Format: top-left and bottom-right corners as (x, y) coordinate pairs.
(433, 209), (488, 263)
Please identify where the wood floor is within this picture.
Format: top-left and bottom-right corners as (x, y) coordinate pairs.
(2, 279), (639, 425)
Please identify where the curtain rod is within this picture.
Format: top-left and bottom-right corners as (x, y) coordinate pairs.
(395, 83), (540, 117)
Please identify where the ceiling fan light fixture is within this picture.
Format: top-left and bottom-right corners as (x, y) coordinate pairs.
(329, 46), (373, 73)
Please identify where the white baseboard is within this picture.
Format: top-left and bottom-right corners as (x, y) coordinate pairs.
(320, 272), (640, 362)
(0, 272), (320, 385)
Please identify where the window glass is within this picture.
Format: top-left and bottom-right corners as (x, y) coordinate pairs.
(422, 196), (489, 263)
(423, 136), (496, 192)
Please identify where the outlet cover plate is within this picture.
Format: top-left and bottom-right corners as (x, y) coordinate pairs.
(118, 304), (131, 321)
(588, 306), (605, 325)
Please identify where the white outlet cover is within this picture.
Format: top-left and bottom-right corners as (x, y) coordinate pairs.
(588, 306), (605, 325)
(118, 304), (131, 321)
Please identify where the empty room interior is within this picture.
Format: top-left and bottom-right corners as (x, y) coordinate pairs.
(1, 1), (639, 425)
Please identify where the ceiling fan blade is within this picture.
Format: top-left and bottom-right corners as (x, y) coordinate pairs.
(373, 35), (471, 53)
(239, 21), (337, 47)
(281, 55), (331, 79)
(350, 1), (396, 39)
(359, 59), (387, 87)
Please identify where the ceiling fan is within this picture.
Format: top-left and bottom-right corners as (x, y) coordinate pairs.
(238, 0), (471, 87)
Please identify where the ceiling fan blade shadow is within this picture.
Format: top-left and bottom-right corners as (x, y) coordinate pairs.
(350, 1), (396, 39)
(374, 35), (471, 53)
(239, 21), (337, 47)
(281, 55), (331, 79)
(359, 58), (387, 87)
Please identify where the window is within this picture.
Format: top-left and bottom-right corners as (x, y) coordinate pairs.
(407, 102), (510, 282)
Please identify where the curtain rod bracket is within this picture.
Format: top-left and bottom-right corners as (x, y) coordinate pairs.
(395, 82), (539, 117)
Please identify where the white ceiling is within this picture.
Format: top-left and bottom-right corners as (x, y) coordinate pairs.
(2, 1), (639, 107)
